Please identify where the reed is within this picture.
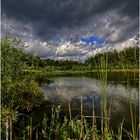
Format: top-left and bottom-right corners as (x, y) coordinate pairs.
(2, 48), (138, 140)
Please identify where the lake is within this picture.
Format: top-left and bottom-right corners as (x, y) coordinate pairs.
(40, 71), (139, 133)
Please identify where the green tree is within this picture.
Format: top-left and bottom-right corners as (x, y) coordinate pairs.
(1, 35), (44, 111)
(1, 35), (25, 81)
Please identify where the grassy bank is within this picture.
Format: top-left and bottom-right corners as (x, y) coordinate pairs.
(22, 68), (139, 75)
(2, 97), (138, 140)
(1, 35), (139, 140)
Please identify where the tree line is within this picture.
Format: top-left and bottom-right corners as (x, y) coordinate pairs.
(1, 35), (139, 139)
(23, 47), (139, 71)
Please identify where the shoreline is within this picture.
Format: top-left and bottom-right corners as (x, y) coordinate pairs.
(22, 69), (139, 74)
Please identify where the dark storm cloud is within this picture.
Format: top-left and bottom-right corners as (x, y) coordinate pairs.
(2, 0), (139, 60)
(2, 0), (139, 41)
(2, 0), (138, 22)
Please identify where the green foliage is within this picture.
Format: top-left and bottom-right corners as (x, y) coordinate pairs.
(1, 35), (44, 112)
(22, 47), (139, 72)
(1, 35), (45, 140)
(117, 118), (124, 140)
(85, 47), (139, 69)
(2, 34), (138, 74)
(2, 80), (43, 111)
(1, 35), (25, 81)
(1, 34), (138, 139)
(41, 106), (115, 140)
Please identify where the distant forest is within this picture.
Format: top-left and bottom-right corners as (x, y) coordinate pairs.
(23, 46), (139, 72)
(2, 35), (139, 78)
(1, 35), (139, 140)
(2, 35), (138, 109)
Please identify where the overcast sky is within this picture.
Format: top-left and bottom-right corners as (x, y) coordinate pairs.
(2, 0), (139, 61)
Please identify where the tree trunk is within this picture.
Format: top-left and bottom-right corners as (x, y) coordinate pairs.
(36, 128), (38, 140)
(30, 117), (32, 140)
(9, 114), (12, 140)
(6, 116), (9, 140)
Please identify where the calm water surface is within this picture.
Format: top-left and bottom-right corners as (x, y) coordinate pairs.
(41, 72), (139, 131)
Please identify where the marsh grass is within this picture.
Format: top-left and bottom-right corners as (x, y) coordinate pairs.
(25, 53), (139, 140)
(2, 48), (138, 140)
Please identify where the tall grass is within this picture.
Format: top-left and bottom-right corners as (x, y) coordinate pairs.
(2, 48), (138, 140)
(118, 50), (139, 140)
(31, 52), (138, 140)
(117, 118), (124, 140)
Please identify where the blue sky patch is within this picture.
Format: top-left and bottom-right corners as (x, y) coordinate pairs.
(81, 36), (105, 47)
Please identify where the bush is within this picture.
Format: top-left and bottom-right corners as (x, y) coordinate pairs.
(2, 80), (44, 112)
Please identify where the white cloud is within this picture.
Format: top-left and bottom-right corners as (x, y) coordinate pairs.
(113, 35), (139, 51)
(2, 7), (138, 61)
(23, 34), (138, 61)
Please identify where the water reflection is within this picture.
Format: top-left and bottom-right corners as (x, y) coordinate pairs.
(42, 76), (138, 131)
(42, 77), (138, 103)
